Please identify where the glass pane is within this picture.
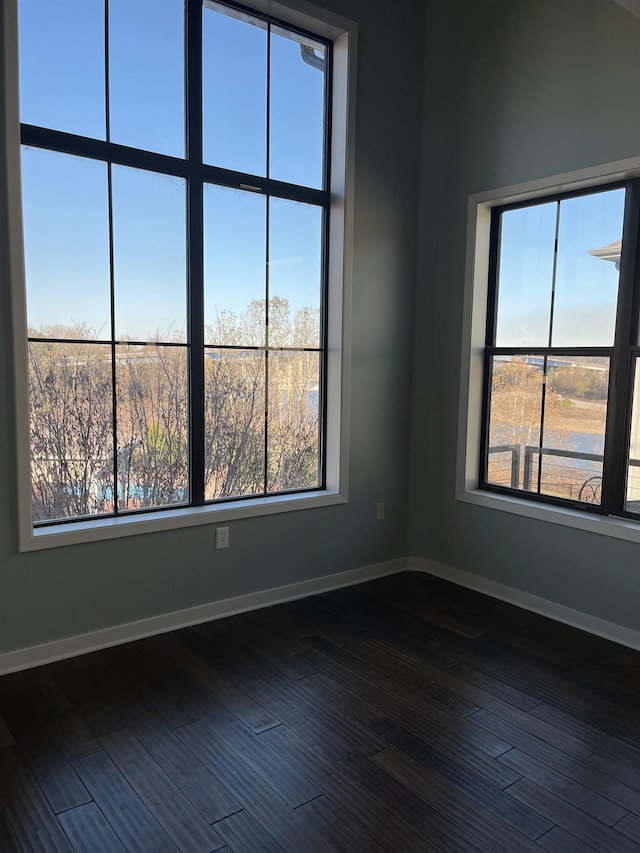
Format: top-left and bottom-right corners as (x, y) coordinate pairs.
(109, 0), (185, 157)
(22, 148), (111, 339)
(495, 202), (556, 347)
(269, 199), (322, 348)
(267, 351), (320, 491)
(19, 0), (105, 139)
(29, 342), (113, 522)
(112, 166), (187, 343)
(204, 350), (265, 499)
(269, 27), (326, 188)
(115, 344), (189, 509)
(542, 357), (609, 503)
(204, 185), (266, 347)
(626, 359), (640, 513)
(203, 2), (267, 175)
(552, 190), (624, 347)
(487, 356), (542, 491)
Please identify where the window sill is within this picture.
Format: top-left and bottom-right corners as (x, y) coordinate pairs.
(458, 488), (640, 545)
(22, 490), (347, 552)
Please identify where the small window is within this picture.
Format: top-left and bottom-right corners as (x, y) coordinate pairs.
(480, 182), (640, 517)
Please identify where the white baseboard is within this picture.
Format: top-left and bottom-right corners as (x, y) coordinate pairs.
(409, 556), (640, 652)
(0, 558), (407, 675)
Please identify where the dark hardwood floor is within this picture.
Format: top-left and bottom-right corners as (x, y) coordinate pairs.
(2, 570), (640, 852)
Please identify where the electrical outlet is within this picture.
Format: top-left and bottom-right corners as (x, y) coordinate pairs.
(215, 526), (229, 549)
(376, 501), (385, 520)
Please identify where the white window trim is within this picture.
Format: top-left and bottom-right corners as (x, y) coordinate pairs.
(2, 0), (357, 551)
(457, 153), (640, 545)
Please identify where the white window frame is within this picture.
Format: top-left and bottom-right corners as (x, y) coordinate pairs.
(458, 154), (640, 545)
(2, 0), (357, 551)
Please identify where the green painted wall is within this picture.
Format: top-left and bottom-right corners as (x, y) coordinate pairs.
(410, 0), (640, 629)
(0, 0), (424, 654)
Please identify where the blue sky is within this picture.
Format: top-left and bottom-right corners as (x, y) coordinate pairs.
(496, 188), (625, 348)
(19, 0), (325, 343)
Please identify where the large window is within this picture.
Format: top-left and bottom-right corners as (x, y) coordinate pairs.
(9, 0), (354, 545)
(480, 181), (640, 519)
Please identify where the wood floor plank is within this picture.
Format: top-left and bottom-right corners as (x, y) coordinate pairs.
(214, 611), (318, 679)
(258, 723), (443, 853)
(98, 728), (224, 852)
(617, 813), (640, 843)
(338, 752), (495, 853)
(213, 809), (285, 853)
(586, 751), (640, 793)
(371, 745), (545, 853)
(57, 802), (128, 853)
(72, 749), (181, 852)
(110, 694), (242, 824)
(195, 706), (322, 808)
(156, 632), (280, 733)
(0, 747), (73, 852)
(175, 719), (337, 853)
(296, 671), (383, 725)
(497, 747), (628, 826)
(17, 737), (92, 814)
(535, 826), (602, 853)
(191, 630), (373, 761)
(529, 702), (640, 763)
(470, 708), (640, 814)
(370, 712), (520, 792)
(514, 662), (640, 733)
(447, 662), (542, 711)
(505, 777), (640, 853)
(370, 718), (551, 839)
(304, 639), (512, 759)
(295, 794), (390, 853)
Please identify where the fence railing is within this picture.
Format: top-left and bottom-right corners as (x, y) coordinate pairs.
(488, 444), (640, 504)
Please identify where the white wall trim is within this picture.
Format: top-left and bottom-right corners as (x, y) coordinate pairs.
(0, 557), (406, 675)
(409, 556), (640, 653)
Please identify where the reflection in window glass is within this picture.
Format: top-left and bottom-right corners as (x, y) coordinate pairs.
(22, 148), (111, 338)
(19, 0), (106, 139)
(203, 3), (267, 175)
(29, 342), (114, 521)
(552, 190), (624, 347)
(109, 0), (185, 157)
(269, 199), (322, 348)
(115, 344), (189, 509)
(495, 202), (556, 348)
(112, 166), (187, 343)
(204, 185), (267, 347)
(270, 28), (326, 188)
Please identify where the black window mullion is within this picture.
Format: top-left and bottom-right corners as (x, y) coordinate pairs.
(263, 22), (271, 495)
(601, 180), (640, 514)
(547, 201), (561, 348)
(187, 0), (205, 505)
(106, 162), (119, 514)
(536, 355), (549, 495)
